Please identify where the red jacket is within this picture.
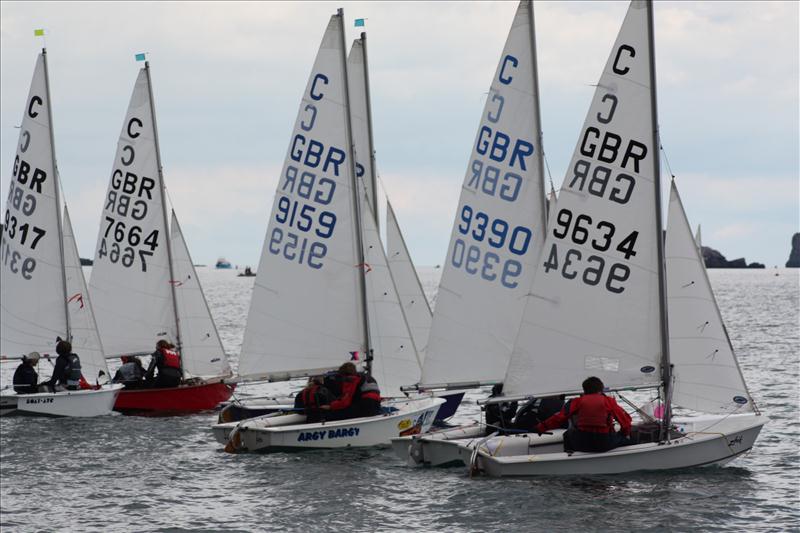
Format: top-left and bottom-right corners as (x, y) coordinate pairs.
(536, 393), (632, 436)
(331, 374), (381, 411)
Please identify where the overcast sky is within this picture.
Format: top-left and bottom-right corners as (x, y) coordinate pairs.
(1, 1), (798, 268)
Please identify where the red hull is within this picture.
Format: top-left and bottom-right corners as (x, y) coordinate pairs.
(114, 382), (235, 413)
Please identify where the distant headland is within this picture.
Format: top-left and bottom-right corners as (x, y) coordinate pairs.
(786, 233), (800, 268)
(701, 246), (764, 269)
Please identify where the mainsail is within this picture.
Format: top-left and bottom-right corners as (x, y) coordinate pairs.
(89, 67), (175, 356)
(346, 37), (378, 220)
(386, 202), (433, 360)
(1, 53), (67, 357)
(504, 0), (665, 398)
(1, 51), (110, 381)
(666, 181), (755, 413)
(421, 0), (548, 388)
(170, 211), (230, 379)
(238, 14), (365, 381)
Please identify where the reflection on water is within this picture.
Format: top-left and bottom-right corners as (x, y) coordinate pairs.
(1, 268), (798, 532)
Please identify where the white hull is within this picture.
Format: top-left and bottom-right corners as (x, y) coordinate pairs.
(468, 414), (765, 477)
(0, 384), (123, 417)
(216, 397), (444, 452)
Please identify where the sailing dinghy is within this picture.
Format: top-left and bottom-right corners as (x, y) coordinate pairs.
(0, 50), (122, 417)
(446, 0), (765, 477)
(212, 10), (442, 452)
(217, 28), (461, 427)
(391, 0), (550, 460)
(89, 60), (233, 413)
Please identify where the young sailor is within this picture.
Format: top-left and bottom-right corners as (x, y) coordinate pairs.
(320, 362), (381, 420)
(42, 341), (83, 392)
(113, 356), (146, 389)
(294, 376), (334, 422)
(13, 352), (41, 394)
(535, 376), (631, 453)
(145, 340), (182, 388)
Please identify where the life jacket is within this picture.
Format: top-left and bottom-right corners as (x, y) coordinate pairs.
(575, 394), (614, 433)
(117, 361), (143, 383)
(300, 384), (321, 409)
(65, 353), (82, 388)
(357, 373), (381, 402)
(160, 348), (181, 370)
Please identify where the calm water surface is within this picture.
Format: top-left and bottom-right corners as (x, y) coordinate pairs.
(1, 268), (798, 532)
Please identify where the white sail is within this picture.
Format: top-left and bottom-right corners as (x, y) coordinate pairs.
(347, 38), (377, 215)
(421, 0), (548, 388)
(666, 182), (754, 413)
(1, 53), (68, 358)
(546, 187), (557, 227)
(238, 15), (363, 381)
(386, 202), (432, 359)
(362, 197), (421, 396)
(695, 224), (702, 249)
(62, 207), (109, 382)
(504, 1), (663, 398)
(89, 68), (175, 356)
(170, 211), (230, 380)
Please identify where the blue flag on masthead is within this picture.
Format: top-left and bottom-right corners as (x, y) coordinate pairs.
(135, 53), (146, 62)
(354, 18), (365, 27)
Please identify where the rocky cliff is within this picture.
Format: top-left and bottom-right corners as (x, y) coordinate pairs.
(787, 233), (800, 268)
(701, 246), (764, 269)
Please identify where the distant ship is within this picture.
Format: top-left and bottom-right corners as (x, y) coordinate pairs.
(215, 257), (233, 269)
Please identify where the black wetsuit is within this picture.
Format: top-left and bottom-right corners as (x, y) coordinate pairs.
(13, 362), (38, 394)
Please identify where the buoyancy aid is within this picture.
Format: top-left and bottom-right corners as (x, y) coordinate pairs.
(65, 354), (82, 388)
(357, 373), (381, 402)
(575, 394), (614, 433)
(160, 348), (181, 370)
(300, 384), (321, 409)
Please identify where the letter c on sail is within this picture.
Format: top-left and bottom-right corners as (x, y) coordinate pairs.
(498, 55), (518, 85)
(127, 117), (143, 139)
(310, 73), (329, 101)
(28, 96), (43, 118)
(612, 45), (636, 75)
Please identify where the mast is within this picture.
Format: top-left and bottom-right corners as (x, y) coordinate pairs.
(144, 61), (183, 363)
(41, 48), (71, 341)
(338, 9), (373, 374)
(646, 0), (672, 439)
(360, 31), (379, 229)
(526, 0), (548, 234)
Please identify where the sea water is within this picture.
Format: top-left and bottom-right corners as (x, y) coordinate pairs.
(1, 268), (798, 532)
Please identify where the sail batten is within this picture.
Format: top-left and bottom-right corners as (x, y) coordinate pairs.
(421, 0), (548, 388)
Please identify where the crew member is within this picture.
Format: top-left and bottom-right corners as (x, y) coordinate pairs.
(113, 356), (145, 389)
(13, 352), (40, 394)
(535, 376), (631, 453)
(320, 362), (381, 420)
(42, 340), (83, 392)
(145, 340), (183, 388)
(294, 375), (333, 422)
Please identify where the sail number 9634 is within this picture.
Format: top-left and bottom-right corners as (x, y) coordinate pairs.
(545, 208), (638, 294)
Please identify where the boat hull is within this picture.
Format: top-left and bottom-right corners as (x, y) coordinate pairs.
(114, 382), (234, 414)
(0, 384), (123, 417)
(471, 413), (765, 477)
(218, 397), (445, 452)
(431, 390), (465, 423)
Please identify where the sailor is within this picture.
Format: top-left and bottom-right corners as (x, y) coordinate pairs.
(12, 352), (40, 394)
(320, 362), (380, 420)
(145, 340), (183, 388)
(484, 383), (518, 434)
(534, 376), (631, 453)
(42, 340), (83, 392)
(113, 355), (145, 389)
(294, 375), (333, 422)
